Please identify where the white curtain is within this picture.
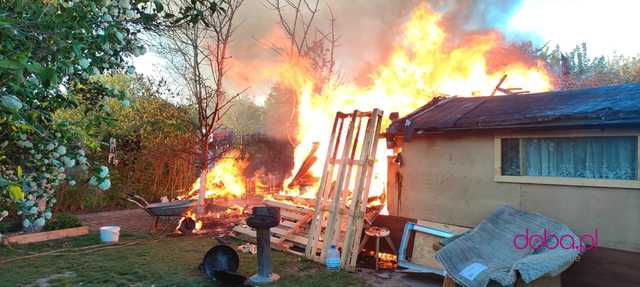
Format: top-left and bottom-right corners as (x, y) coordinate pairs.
(524, 137), (637, 180)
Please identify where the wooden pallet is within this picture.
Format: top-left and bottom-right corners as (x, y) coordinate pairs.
(232, 198), (317, 255)
(305, 109), (384, 270)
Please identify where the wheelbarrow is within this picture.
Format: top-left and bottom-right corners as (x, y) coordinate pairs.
(125, 193), (195, 233)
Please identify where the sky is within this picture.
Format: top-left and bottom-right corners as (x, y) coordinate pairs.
(133, 0), (640, 100)
(507, 0), (640, 56)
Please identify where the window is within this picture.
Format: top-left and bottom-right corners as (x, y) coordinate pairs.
(496, 135), (640, 188)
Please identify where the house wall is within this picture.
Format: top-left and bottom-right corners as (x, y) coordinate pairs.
(390, 128), (640, 252)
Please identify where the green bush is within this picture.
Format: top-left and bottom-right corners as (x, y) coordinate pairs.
(43, 213), (82, 231)
(53, 75), (199, 213)
(0, 219), (21, 234)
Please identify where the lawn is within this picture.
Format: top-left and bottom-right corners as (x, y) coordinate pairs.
(0, 233), (365, 286)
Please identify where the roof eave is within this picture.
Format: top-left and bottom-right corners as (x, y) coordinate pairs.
(386, 119), (640, 138)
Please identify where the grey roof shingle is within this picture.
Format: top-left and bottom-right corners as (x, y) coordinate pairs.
(387, 83), (640, 137)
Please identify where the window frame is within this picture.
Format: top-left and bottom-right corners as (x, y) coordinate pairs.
(494, 133), (640, 189)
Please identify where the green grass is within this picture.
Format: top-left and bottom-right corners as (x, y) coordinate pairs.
(0, 233), (365, 287)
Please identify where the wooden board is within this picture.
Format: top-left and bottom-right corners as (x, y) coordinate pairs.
(287, 142), (319, 189)
(410, 220), (470, 270)
(270, 194), (316, 207)
(3, 226), (89, 245)
(233, 223), (318, 257)
(233, 224), (310, 245)
(263, 199), (313, 214)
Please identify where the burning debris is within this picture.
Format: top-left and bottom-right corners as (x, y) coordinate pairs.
(232, 109), (388, 273)
(175, 202), (250, 236)
(286, 142), (319, 193)
(176, 210), (202, 235)
(183, 150), (249, 201)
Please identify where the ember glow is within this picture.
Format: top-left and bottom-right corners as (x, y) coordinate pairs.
(177, 210), (203, 233)
(188, 4), (552, 209)
(368, 250), (398, 263)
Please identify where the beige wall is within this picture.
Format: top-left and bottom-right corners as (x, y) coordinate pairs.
(389, 128), (640, 252)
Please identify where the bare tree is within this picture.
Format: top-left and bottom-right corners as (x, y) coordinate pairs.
(156, 0), (245, 215)
(261, 0), (339, 149)
(264, 0), (338, 91)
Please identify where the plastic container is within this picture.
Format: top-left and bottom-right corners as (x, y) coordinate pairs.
(100, 226), (120, 243)
(325, 245), (341, 271)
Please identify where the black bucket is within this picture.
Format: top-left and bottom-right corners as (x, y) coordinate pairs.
(201, 245), (249, 286)
(202, 245), (240, 278)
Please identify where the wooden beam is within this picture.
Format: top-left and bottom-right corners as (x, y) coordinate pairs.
(330, 115), (363, 246)
(307, 112), (343, 259)
(270, 194), (316, 207)
(3, 226), (89, 245)
(322, 110), (359, 260)
(344, 109), (384, 269)
(287, 142), (320, 189)
(263, 198), (313, 213)
(490, 74), (508, 96)
(274, 212), (314, 245)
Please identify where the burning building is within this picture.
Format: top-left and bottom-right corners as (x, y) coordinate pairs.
(187, 4), (552, 206)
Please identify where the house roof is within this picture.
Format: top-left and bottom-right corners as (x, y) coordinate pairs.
(387, 83), (640, 138)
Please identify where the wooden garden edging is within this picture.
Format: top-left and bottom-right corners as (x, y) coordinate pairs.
(2, 226), (89, 245)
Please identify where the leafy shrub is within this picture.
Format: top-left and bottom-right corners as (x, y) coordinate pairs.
(43, 213), (82, 231)
(0, 0), (221, 230)
(54, 75), (199, 212)
(0, 219), (21, 233)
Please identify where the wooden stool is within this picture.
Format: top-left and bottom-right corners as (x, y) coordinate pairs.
(359, 226), (397, 271)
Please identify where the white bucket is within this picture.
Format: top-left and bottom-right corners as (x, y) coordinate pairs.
(100, 226), (120, 243)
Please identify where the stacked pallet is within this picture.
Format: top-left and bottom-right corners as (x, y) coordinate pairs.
(235, 109), (384, 270)
(232, 198), (316, 255)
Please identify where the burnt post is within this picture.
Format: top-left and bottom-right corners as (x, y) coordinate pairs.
(246, 206), (281, 285)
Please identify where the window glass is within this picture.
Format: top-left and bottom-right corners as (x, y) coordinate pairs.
(501, 138), (520, 176)
(501, 136), (637, 180)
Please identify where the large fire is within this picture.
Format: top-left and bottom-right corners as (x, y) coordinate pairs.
(189, 4), (552, 207)
(280, 4), (551, 197)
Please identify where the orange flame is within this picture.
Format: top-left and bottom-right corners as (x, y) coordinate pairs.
(177, 210), (203, 233)
(189, 149), (248, 200)
(368, 251), (398, 262)
(276, 4), (552, 202)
